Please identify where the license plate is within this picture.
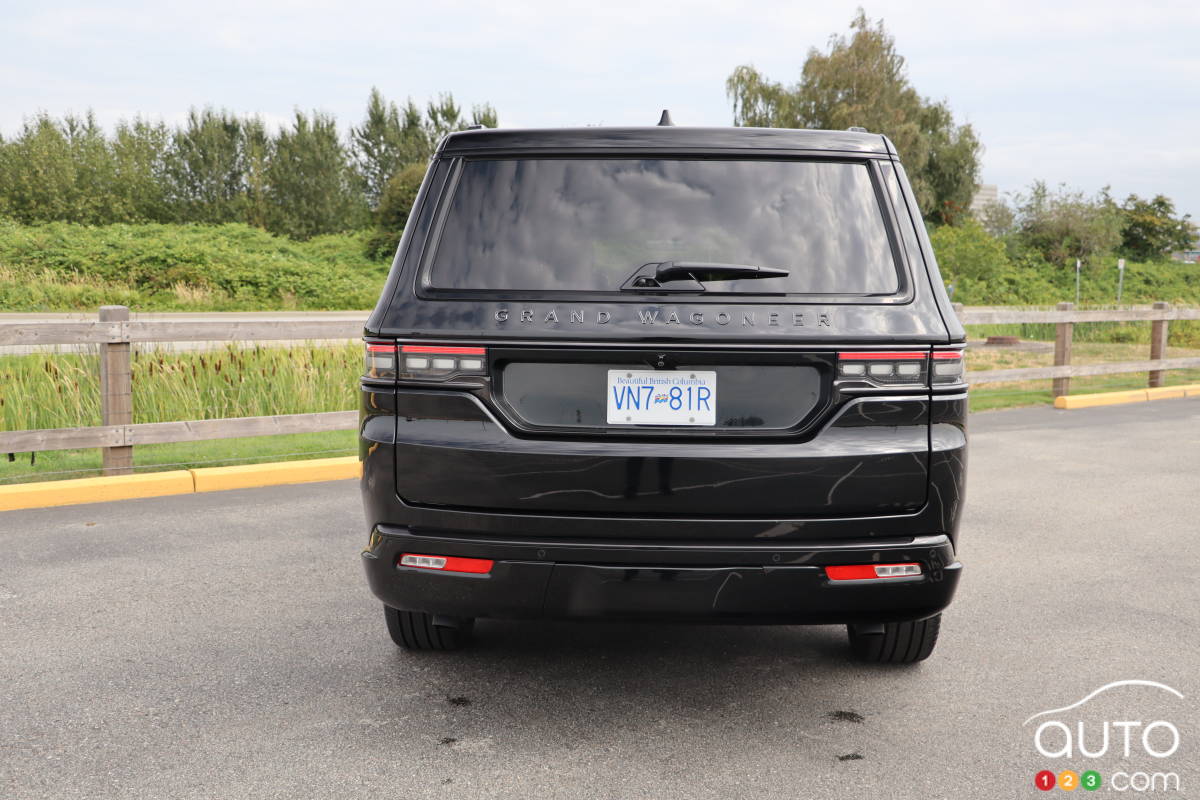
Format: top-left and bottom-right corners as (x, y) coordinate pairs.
(606, 370), (716, 426)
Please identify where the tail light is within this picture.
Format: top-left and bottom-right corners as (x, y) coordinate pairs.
(837, 350), (966, 387)
(837, 351), (928, 387)
(363, 340), (490, 383)
(399, 344), (488, 381)
(931, 350), (965, 384)
(364, 339), (397, 380)
(826, 563), (923, 581)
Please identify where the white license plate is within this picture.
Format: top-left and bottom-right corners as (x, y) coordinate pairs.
(606, 370), (716, 426)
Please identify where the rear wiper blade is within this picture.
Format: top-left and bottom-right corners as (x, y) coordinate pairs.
(656, 261), (789, 283)
(621, 261), (790, 292)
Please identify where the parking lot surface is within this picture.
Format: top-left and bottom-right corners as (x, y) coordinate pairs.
(3, 400), (1198, 798)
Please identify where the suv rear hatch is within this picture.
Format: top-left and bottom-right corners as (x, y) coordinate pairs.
(382, 151), (943, 519)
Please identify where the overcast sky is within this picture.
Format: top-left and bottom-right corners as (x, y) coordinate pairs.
(3, 0), (1198, 220)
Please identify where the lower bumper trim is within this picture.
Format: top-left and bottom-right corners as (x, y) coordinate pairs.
(363, 527), (960, 624)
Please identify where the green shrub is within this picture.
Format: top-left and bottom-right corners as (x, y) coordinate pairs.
(0, 219), (388, 311)
(365, 163), (427, 260)
(930, 220), (1059, 305)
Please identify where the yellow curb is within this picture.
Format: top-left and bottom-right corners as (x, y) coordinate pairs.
(0, 470), (195, 512)
(1145, 386), (1188, 401)
(1054, 389), (1147, 409)
(190, 456), (361, 493)
(1055, 384), (1200, 410)
(0, 456), (362, 512)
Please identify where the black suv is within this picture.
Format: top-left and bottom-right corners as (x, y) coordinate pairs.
(359, 122), (966, 663)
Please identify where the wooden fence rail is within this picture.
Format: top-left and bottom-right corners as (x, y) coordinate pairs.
(2, 304), (1198, 472)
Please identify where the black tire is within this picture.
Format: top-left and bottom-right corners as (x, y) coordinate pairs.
(847, 614), (941, 664)
(384, 606), (473, 651)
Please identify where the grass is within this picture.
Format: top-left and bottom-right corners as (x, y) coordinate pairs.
(1, 342), (363, 484)
(1, 342), (361, 431)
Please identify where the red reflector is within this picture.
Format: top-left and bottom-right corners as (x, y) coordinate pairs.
(932, 351), (963, 360)
(826, 563), (922, 581)
(838, 351), (927, 360)
(366, 343), (394, 353)
(399, 553), (494, 574)
(401, 345), (487, 355)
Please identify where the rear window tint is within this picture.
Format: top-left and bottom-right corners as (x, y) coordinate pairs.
(427, 158), (901, 295)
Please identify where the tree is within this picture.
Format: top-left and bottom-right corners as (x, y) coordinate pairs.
(974, 199), (1016, 239)
(725, 10), (981, 224)
(0, 92), (499, 243)
(351, 88), (408, 209)
(242, 117), (272, 230)
(352, 89), (496, 210)
(164, 108), (247, 223)
(266, 110), (366, 240)
(111, 118), (172, 222)
(1118, 194), (1195, 261)
(1011, 181), (1123, 266)
(0, 112), (118, 224)
(424, 93), (497, 145)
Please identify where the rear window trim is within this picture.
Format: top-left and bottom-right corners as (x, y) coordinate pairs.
(413, 154), (915, 306)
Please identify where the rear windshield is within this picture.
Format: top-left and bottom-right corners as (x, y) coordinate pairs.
(426, 158), (902, 295)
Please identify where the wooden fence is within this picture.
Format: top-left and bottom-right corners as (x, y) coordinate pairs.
(2, 304), (1198, 475)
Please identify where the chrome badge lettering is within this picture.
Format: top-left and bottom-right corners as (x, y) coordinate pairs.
(493, 307), (830, 328)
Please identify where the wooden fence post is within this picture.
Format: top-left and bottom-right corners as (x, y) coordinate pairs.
(1149, 301), (1170, 388)
(1053, 302), (1074, 399)
(99, 305), (133, 475)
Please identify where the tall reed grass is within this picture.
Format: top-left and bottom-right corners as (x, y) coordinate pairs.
(1, 343), (360, 432)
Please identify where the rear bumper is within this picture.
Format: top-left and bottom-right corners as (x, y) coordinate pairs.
(362, 526), (961, 624)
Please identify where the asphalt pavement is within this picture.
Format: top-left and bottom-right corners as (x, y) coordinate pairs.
(2, 399), (1198, 799)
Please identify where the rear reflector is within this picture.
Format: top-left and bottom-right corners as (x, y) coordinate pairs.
(399, 553), (494, 574)
(825, 563), (923, 581)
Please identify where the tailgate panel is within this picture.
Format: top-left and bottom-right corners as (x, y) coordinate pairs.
(392, 392), (929, 519)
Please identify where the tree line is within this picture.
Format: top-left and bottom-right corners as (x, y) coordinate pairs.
(0, 89), (495, 242)
(3, 12), (1193, 269)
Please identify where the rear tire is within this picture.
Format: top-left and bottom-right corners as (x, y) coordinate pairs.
(847, 614), (941, 663)
(384, 606), (473, 651)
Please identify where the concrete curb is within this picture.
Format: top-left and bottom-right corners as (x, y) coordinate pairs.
(0, 456), (361, 513)
(1053, 383), (1200, 410)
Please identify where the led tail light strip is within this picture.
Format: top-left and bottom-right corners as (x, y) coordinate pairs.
(399, 344), (488, 378)
(363, 340), (490, 382)
(837, 351), (928, 386)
